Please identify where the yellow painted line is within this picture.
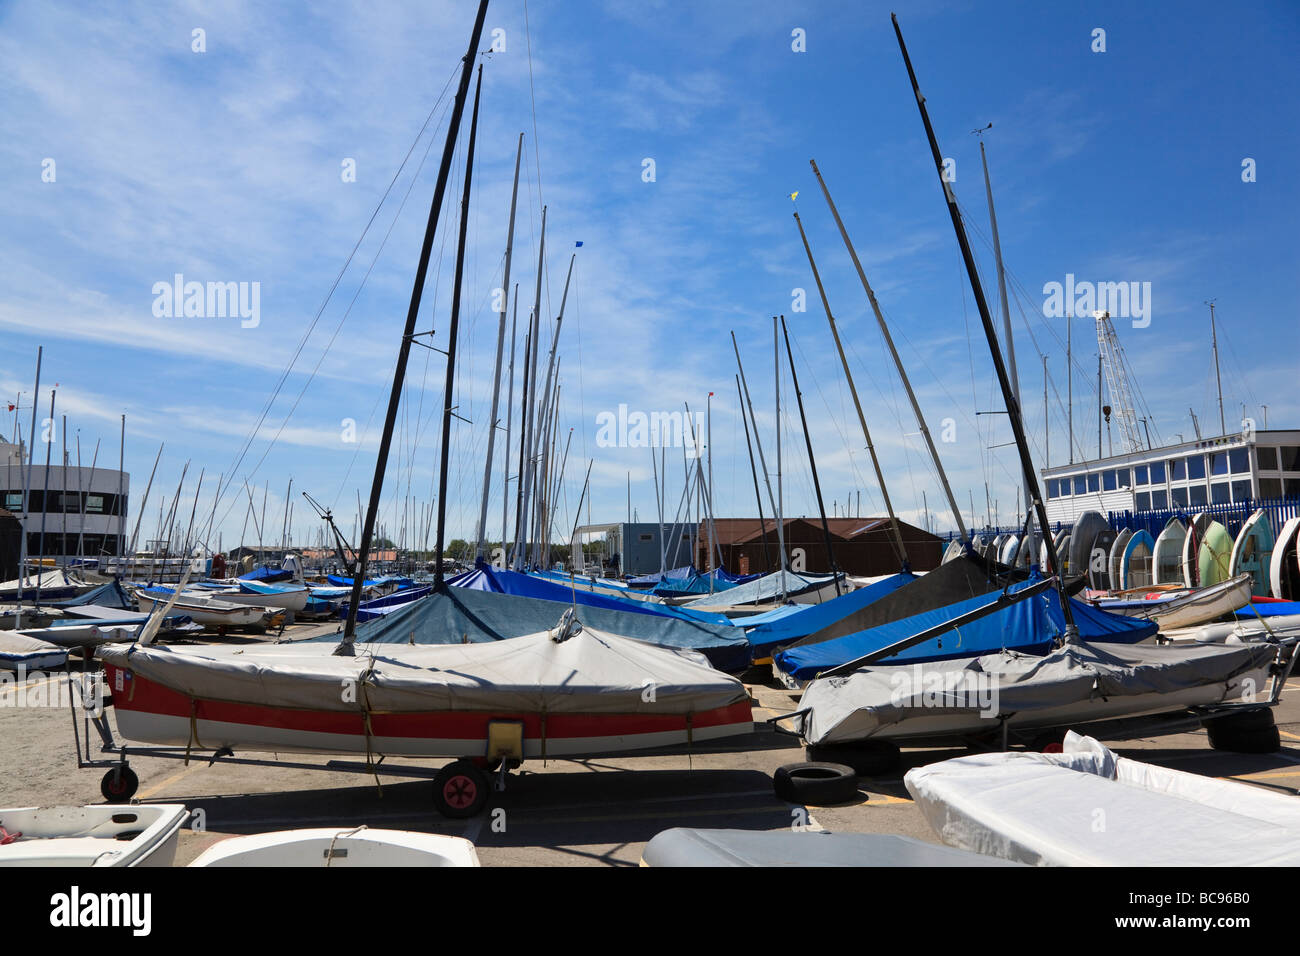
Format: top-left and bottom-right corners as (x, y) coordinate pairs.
(1280, 730), (1300, 742)
(135, 762), (205, 801)
(1224, 769), (1300, 782)
(0, 674), (64, 696)
(856, 793), (912, 806)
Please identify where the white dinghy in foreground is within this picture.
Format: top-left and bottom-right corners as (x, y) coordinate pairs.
(906, 732), (1300, 866)
(0, 804), (189, 867)
(189, 826), (479, 867)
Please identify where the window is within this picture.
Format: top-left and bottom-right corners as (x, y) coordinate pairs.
(1287, 477), (1300, 497)
(1135, 465), (1149, 485)
(1170, 459), (1186, 481)
(1148, 462), (1164, 484)
(1047, 479), (1058, 498)
(1211, 452), (1228, 476)
(1283, 447), (1300, 472)
(1117, 468), (1131, 487)
(1103, 470), (1117, 491)
(1258, 447), (1279, 470)
(3, 492), (21, 511)
(1261, 477), (1283, 498)
(1136, 491), (1151, 511)
(1073, 476), (1086, 495)
(1229, 448), (1248, 473)
(1151, 489), (1168, 509)
(638, 533), (652, 542)
(1186, 456), (1206, 480)
(1172, 487), (1189, 508)
(1189, 484), (1208, 506)
(1211, 482), (1231, 504)
(85, 495), (104, 514)
(1231, 480), (1252, 502)
(1087, 473), (1100, 492)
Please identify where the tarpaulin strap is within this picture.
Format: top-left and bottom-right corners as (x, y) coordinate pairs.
(686, 713), (694, 770)
(540, 708), (548, 766)
(185, 697), (206, 766)
(359, 665), (383, 797)
(127, 670), (137, 702)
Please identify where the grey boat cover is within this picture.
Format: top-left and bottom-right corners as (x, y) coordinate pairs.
(682, 570), (841, 609)
(906, 731), (1300, 866)
(797, 639), (1276, 746)
(97, 621), (748, 716)
(313, 584), (750, 672)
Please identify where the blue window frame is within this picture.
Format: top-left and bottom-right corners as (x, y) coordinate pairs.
(1148, 462), (1165, 484)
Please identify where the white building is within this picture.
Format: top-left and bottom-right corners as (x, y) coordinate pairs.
(0, 439), (130, 564)
(1041, 429), (1300, 526)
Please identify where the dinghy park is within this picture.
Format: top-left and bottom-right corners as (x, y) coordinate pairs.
(1, 0), (1297, 909)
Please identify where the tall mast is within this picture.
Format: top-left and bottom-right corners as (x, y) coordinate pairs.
(810, 159), (969, 544)
(433, 64), (485, 583)
(978, 134), (1029, 514)
(780, 315), (841, 594)
(511, 326), (532, 567)
(793, 210), (908, 567)
(500, 288), (518, 563)
(475, 132), (524, 561)
(1208, 300), (1225, 436)
(17, 346), (41, 613)
(516, 206), (547, 569)
(892, 13), (1074, 634)
(773, 316), (787, 601)
(736, 374), (773, 572)
(339, 0), (488, 648)
(732, 331), (785, 583)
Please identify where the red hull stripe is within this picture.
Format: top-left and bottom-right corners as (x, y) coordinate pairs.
(105, 664), (752, 740)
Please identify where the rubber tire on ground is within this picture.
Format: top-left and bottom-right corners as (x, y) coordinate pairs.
(805, 740), (901, 776)
(101, 765), (139, 803)
(773, 762), (860, 805)
(432, 760), (490, 818)
(1207, 724), (1281, 754)
(1203, 708), (1275, 733)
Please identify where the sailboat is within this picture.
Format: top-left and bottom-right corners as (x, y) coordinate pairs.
(96, 5), (752, 810)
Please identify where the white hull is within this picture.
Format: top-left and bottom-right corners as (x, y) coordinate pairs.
(134, 593), (266, 627)
(0, 804), (188, 867)
(189, 827), (479, 867)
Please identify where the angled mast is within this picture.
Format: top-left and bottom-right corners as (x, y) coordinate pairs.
(338, 0), (488, 649)
(793, 210), (909, 568)
(891, 13), (1075, 634)
(810, 158), (970, 545)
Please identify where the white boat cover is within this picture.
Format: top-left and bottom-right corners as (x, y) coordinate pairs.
(797, 640), (1277, 745)
(905, 732), (1300, 865)
(0, 631), (68, 670)
(98, 620), (748, 716)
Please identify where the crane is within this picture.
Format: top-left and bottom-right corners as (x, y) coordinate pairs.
(1095, 311), (1147, 454)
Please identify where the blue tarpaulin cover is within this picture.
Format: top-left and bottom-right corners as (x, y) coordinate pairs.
(745, 572), (916, 657)
(238, 565), (294, 583)
(774, 576), (1157, 680)
(447, 563), (735, 627)
(310, 582), (751, 672)
(48, 579), (134, 610)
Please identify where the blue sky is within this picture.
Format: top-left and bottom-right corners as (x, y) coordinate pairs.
(2, 0), (1297, 553)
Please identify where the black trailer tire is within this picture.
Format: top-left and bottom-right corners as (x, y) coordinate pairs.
(773, 762), (860, 805)
(806, 740), (901, 776)
(100, 765), (139, 803)
(432, 760), (490, 818)
(1203, 708), (1275, 733)
(1208, 724), (1281, 754)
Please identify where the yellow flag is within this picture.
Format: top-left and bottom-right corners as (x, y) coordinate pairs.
(789, 191), (799, 201)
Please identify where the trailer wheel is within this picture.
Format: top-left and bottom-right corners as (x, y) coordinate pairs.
(100, 765), (139, 803)
(773, 762), (860, 805)
(806, 740), (900, 776)
(433, 760), (489, 818)
(1028, 729), (1067, 753)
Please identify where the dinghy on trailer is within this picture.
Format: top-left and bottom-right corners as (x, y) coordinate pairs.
(1198, 518), (1234, 587)
(1231, 509), (1274, 597)
(999, 535), (1020, 566)
(0, 631), (68, 670)
(1088, 527), (1117, 590)
(1068, 512), (1108, 581)
(1273, 518), (1300, 601)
